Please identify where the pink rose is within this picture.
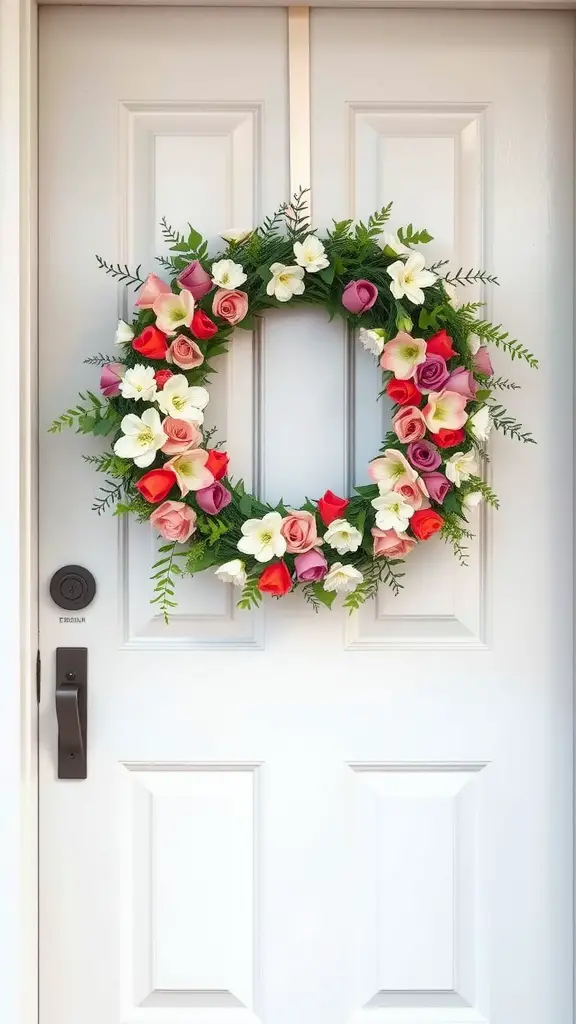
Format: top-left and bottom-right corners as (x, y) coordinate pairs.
(150, 500), (197, 542)
(394, 478), (424, 509)
(212, 289), (249, 325)
(195, 481), (232, 515)
(341, 279), (378, 314)
(100, 362), (125, 398)
(166, 334), (204, 370)
(473, 346), (494, 376)
(294, 549), (328, 582)
(446, 366), (477, 400)
(371, 528), (417, 559)
(161, 417), (202, 455)
(280, 510), (319, 554)
(176, 260), (213, 300)
(392, 404), (426, 443)
(136, 273), (171, 309)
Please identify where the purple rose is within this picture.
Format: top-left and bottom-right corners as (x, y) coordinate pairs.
(195, 481), (231, 515)
(294, 549), (328, 582)
(422, 471), (451, 505)
(415, 354), (450, 394)
(341, 279), (378, 314)
(407, 440), (441, 473)
(177, 260), (213, 300)
(473, 346), (493, 376)
(100, 362), (125, 398)
(447, 366), (477, 400)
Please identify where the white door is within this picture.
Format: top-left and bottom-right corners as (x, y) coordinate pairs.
(39, 8), (574, 1024)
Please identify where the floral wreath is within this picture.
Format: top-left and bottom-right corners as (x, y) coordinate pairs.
(51, 190), (536, 620)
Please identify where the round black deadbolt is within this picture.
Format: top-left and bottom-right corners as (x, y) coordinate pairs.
(49, 565), (96, 611)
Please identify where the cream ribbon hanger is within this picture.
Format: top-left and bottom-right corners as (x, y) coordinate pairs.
(288, 8), (311, 217)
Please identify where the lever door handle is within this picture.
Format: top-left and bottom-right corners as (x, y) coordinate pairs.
(55, 648), (87, 779)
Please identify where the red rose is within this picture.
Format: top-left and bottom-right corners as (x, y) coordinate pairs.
(258, 561), (292, 596)
(317, 489), (349, 526)
(430, 428), (465, 449)
(132, 325), (168, 360)
(154, 369), (173, 390)
(205, 449), (229, 481)
(386, 378), (422, 406)
(135, 468), (176, 504)
(425, 329), (456, 360)
(410, 508), (444, 541)
(190, 309), (218, 340)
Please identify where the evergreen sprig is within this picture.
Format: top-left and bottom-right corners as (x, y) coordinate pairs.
(444, 267), (500, 286)
(489, 403), (535, 444)
(95, 256), (144, 289)
(237, 577), (263, 611)
(83, 353), (115, 366)
(488, 376), (521, 391)
(92, 480), (125, 516)
(150, 542), (188, 624)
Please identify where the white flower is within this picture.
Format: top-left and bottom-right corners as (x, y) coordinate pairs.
(369, 450), (417, 490)
(266, 263), (305, 302)
(115, 319), (134, 346)
(156, 375), (209, 424)
(323, 562), (363, 595)
(220, 229), (252, 244)
(443, 281), (460, 308)
(387, 253), (436, 305)
(445, 450), (478, 487)
(293, 235), (329, 274)
(119, 364), (157, 402)
(380, 231), (410, 257)
(165, 450), (214, 496)
(469, 406), (493, 442)
(467, 333), (481, 356)
(463, 490), (483, 511)
(237, 511), (287, 563)
(371, 490), (415, 532)
(211, 259), (247, 289)
(358, 327), (386, 357)
(215, 559), (247, 586)
(113, 408), (166, 468)
(153, 289), (195, 333)
(323, 518), (363, 555)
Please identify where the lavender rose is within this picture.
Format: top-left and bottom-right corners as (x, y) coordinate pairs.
(294, 549), (328, 582)
(447, 366), (478, 400)
(407, 440), (441, 473)
(100, 362), (125, 398)
(473, 346), (494, 376)
(422, 471), (451, 504)
(415, 354), (450, 394)
(177, 260), (213, 300)
(195, 481), (232, 515)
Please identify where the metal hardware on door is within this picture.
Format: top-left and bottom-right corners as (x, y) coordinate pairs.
(55, 648), (88, 779)
(50, 565), (96, 611)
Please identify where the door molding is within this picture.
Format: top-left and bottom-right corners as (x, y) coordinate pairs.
(0, 2), (38, 1024)
(2, 4), (573, 1024)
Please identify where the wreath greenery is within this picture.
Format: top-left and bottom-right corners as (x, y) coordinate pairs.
(50, 190), (536, 620)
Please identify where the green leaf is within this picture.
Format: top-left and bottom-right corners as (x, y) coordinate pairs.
(187, 226), (203, 251)
(239, 494), (253, 517)
(311, 583), (337, 609)
(318, 265), (335, 285)
(257, 263), (272, 282)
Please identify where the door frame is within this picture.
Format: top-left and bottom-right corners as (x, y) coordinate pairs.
(2, 3), (574, 1024)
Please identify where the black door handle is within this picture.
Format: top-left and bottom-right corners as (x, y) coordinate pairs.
(55, 648), (87, 779)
